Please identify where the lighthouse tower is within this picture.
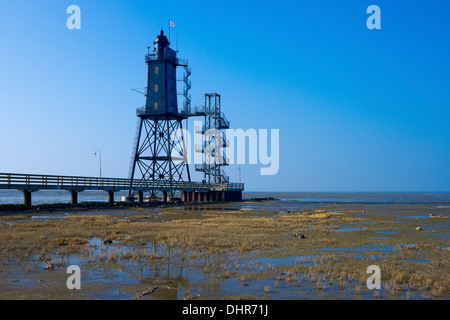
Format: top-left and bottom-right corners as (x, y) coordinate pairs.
(128, 30), (191, 197)
(144, 30), (178, 116)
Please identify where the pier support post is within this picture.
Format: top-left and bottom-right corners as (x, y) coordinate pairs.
(19, 190), (33, 206)
(70, 190), (79, 205)
(162, 191), (168, 203)
(222, 191), (226, 202)
(181, 191), (187, 202)
(107, 191), (116, 204)
(137, 190), (144, 203)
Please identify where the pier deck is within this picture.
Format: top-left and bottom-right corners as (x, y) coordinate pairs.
(0, 173), (244, 205)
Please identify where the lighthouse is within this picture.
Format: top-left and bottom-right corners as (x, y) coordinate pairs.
(144, 30), (178, 116)
(129, 30), (191, 197)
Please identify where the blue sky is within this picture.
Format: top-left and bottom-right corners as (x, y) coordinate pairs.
(0, 0), (449, 192)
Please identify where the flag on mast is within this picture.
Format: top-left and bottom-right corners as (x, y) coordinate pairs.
(170, 21), (176, 27)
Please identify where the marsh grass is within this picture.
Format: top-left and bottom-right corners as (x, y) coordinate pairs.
(0, 206), (449, 299)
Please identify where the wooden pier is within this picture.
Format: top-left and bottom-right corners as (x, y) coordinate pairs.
(0, 173), (244, 206)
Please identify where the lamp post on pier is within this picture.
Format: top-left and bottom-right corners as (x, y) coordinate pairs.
(94, 149), (102, 179)
(238, 167), (241, 184)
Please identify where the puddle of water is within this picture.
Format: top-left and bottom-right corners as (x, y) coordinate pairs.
(29, 241), (433, 300)
(350, 221), (373, 225)
(10, 278), (37, 286)
(240, 255), (324, 268)
(333, 227), (364, 233)
(404, 216), (431, 219)
(398, 259), (431, 262)
(366, 237), (390, 240)
(318, 244), (397, 253)
(375, 231), (398, 234)
(350, 255), (387, 260)
(29, 233), (438, 300)
(89, 237), (103, 247)
(31, 214), (68, 219)
(278, 211), (303, 215)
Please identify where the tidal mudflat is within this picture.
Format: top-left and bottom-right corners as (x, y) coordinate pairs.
(0, 200), (448, 300)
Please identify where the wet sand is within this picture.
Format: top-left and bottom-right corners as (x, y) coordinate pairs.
(0, 200), (449, 299)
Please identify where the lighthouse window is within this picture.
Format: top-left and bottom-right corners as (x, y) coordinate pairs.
(154, 84), (159, 92)
(154, 66), (159, 74)
(153, 102), (158, 110)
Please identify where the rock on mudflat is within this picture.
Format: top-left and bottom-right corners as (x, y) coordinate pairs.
(103, 239), (113, 245)
(44, 263), (54, 271)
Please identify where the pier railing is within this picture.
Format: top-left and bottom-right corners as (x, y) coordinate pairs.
(0, 172), (244, 192)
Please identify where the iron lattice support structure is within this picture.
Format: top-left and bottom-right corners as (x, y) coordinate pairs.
(129, 116), (190, 197)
